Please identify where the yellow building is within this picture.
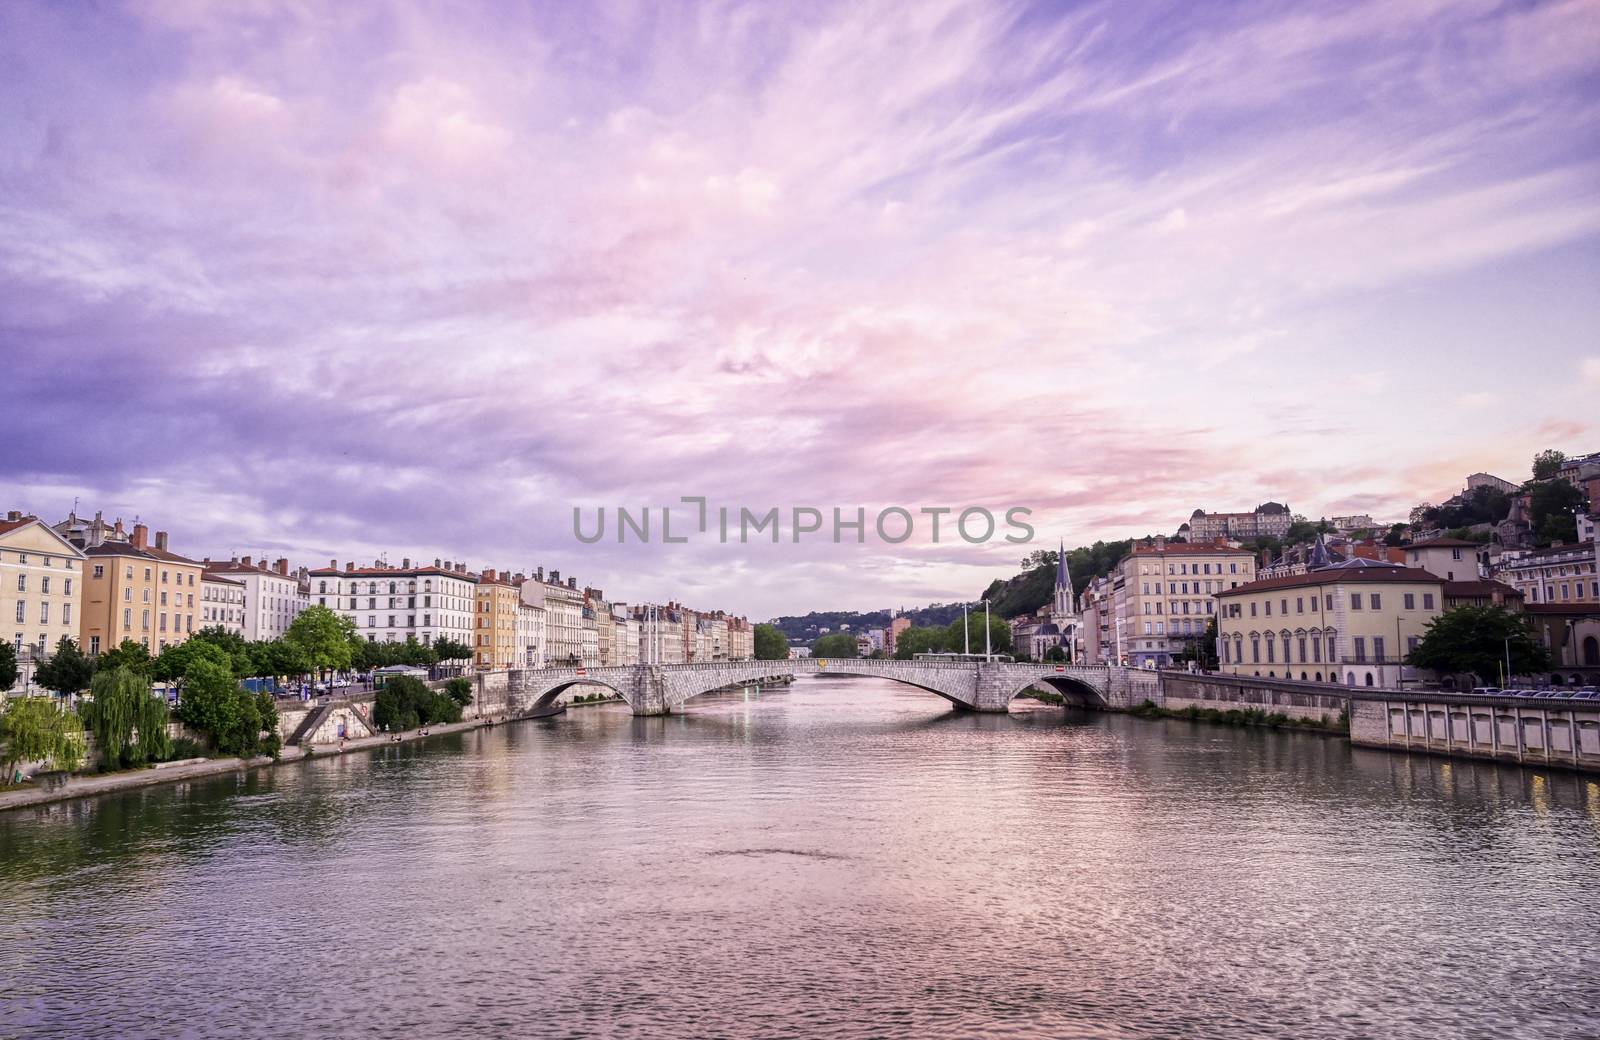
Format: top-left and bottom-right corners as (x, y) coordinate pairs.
(78, 523), (203, 656)
(1118, 536), (1258, 668)
(1216, 560), (1444, 688)
(1, 511), (88, 690)
(474, 570), (521, 670)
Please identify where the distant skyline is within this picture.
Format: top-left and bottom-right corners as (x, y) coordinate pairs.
(3, 0), (1597, 618)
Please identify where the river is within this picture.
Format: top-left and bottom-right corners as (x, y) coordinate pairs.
(2, 676), (1598, 1039)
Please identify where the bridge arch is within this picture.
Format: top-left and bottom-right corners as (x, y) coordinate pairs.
(799, 662), (981, 710)
(525, 677), (633, 714)
(1003, 672), (1109, 708)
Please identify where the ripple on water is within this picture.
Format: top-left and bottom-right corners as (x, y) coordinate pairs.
(2, 677), (1599, 1040)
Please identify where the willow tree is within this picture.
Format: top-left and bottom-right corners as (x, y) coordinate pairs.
(81, 665), (171, 770)
(1, 697), (86, 779)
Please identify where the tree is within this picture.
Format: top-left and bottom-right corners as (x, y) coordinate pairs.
(753, 624), (789, 660)
(1528, 478), (1585, 546)
(175, 649), (281, 758)
(445, 677), (473, 708)
(1, 696), (85, 778)
(811, 633), (859, 659)
(97, 639), (153, 678)
(33, 637), (94, 695)
(1383, 523), (1409, 547)
(373, 675), (460, 731)
(1174, 617), (1220, 670)
(942, 614), (1012, 655)
(285, 605), (356, 676)
(80, 665), (171, 770)
(1532, 449), (1567, 481)
(0, 641), (16, 693)
(397, 636), (439, 667)
(892, 626), (947, 659)
(1407, 606), (1549, 684)
(432, 637), (473, 663)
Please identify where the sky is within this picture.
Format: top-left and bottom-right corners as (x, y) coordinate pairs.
(2, 0), (1598, 620)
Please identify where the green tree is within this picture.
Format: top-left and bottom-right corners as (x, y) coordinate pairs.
(811, 633), (859, 658)
(941, 614), (1012, 655)
(1528, 478), (1585, 546)
(174, 647), (281, 758)
(1407, 606), (1549, 684)
(285, 605), (356, 676)
(432, 637), (473, 663)
(373, 675), (461, 731)
(1532, 448), (1567, 481)
(1, 696), (86, 778)
(892, 626), (947, 659)
(397, 636), (439, 667)
(33, 637), (94, 695)
(80, 665), (171, 770)
(753, 623), (789, 660)
(0, 641), (17, 693)
(445, 677), (473, 708)
(97, 639), (154, 678)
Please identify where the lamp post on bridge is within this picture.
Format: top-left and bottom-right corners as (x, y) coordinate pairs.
(984, 599), (992, 661)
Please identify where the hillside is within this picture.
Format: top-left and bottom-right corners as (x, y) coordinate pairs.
(978, 539), (1135, 620)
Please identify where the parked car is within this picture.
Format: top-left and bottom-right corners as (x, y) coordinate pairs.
(331, 677), (352, 689)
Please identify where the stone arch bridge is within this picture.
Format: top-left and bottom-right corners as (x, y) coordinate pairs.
(504, 658), (1152, 716)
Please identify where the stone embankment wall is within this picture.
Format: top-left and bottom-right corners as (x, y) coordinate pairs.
(1157, 672), (1349, 723)
(1348, 693), (1600, 773)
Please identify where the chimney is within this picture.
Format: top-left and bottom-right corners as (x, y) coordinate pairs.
(115, 518), (125, 535)
(402, 557), (411, 569)
(202, 557), (212, 566)
(242, 555), (253, 568)
(5, 510), (19, 522)
(550, 569), (560, 584)
(444, 560), (452, 571)
(329, 559), (338, 570)
(130, 523), (149, 549)
(457, 563), (466, 574)
(434, 558), (442, 568)
(1154, 535), (1166, 551)
(537, 566), (545, 582)
(568, 576), (577, 589)
(276, 558), (288, 575)
(345, 561), (355, 573)
(484, 568), (496, 582)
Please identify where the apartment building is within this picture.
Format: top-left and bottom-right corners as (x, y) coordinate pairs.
(1217, 560), (1445, 688)
(72, 523), (202, 655)
(522, 568), (585, 666)
(1117, 537), (1258, 668)
(201, 556), (308, 641)
(199, 572), (246, 635)
(473, 569), (522, 670)
(1495, 542), (1598, 606)
(309, 558), (477, 648)
(1, 512), (87, 688)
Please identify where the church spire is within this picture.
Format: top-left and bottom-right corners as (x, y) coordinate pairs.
(1054, 538), (1074, 616)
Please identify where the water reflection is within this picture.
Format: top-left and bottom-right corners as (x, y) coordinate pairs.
(2, 677), (1598, 1040)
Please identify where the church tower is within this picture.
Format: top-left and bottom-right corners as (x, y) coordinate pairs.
(1053, 539), (1075, 617)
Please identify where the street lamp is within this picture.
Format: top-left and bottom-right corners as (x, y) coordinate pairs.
(984, 599), (992, 661)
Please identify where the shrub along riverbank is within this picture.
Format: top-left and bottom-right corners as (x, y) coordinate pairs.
(1130, 699), (1349, 735)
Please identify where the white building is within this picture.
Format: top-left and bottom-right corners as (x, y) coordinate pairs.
(522, 568), (585, 666)
(201, 556), (308, 641)
(612, 604), (640, 666)
(309, 558), (477, 647)
(515, 599), (546, 669)
(199, 573), (246, 636)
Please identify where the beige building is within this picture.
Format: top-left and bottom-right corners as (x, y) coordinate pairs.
(1180, 503), (1291, 544)
(1403, 537), (1483, 583)
(474, 570), (522, 670)
(1118, 537), (1258, 668)
(515, 599), (546, 669)
(1217, 560), (1445, 688)
(74, 523), (202, 656)
(1494, 541), (1598, 607)
(1, 512), (88, 689)
(309, 558), (478, 648)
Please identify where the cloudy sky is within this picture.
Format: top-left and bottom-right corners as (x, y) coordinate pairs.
(2, 0), (1597, 619)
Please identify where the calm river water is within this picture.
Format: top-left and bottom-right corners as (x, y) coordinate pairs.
(3, 676), (1598, 1039)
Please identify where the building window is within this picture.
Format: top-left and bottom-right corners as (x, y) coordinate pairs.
(90, 635), (100, 655)
(1354, 637), (1367, 662)
(1423, 593), (1435, 610)
(13, 602), (22, 623)
(1351, 594), (1363, 610)
(1373, 636), (1385, 662)
(15, 574), (24, 592)
(1370, 593), (1382, 610)
(1407, 636), (1420, 654)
